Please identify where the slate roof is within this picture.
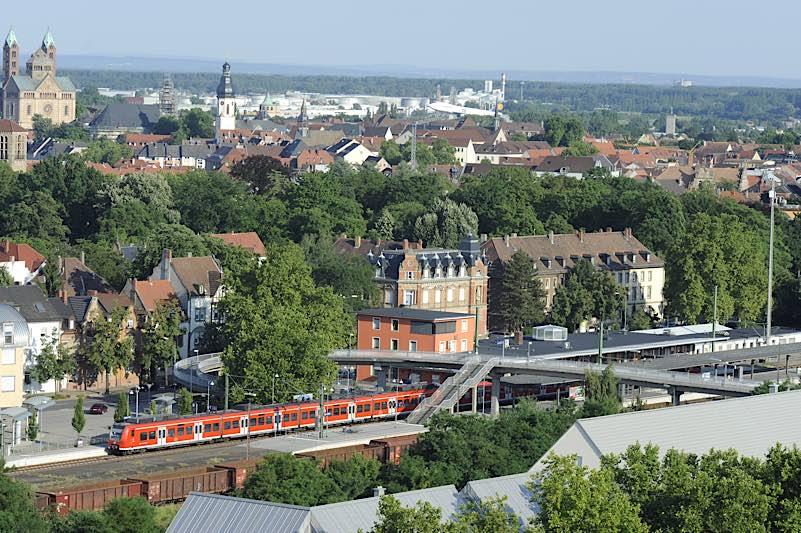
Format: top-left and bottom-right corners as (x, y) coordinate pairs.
(90, 103), (160, 130)
(0, 286), (71, 323)
(535, 156), (599, 173)
(167, 492), (309, 533)
(326, 122), (362, 136)
(62, 257), (113, 297)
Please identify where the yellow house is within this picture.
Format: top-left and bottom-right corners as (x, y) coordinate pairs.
(0, 303), (30, 408)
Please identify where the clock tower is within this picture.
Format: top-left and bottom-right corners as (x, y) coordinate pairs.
(215, 62), (236, 140)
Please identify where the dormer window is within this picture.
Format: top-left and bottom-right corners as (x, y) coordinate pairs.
(435, 266), (442, 278)
(459, 265), (466, 277)
(423, 267), (430, 279)
(447, 265), (454, 277)
(375, 268), (381, 278)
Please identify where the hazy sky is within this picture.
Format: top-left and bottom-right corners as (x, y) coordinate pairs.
(4, 0), (800, 78)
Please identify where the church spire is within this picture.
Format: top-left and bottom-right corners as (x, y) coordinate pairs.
(216, 61), (234, 98)
(42, 29), (55, 49)
(5, 28), (17, 48)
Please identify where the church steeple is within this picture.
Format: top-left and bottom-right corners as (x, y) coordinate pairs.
(297, 98), (309, 137)
(5, 28), (17, 48)
(3, 28), (19, 81)
(42, 29), (55, 49)
(216, 61), (234, 98)
(215, 61), (236, 139)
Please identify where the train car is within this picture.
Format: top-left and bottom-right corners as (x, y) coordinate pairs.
(108, 387), (428, 454)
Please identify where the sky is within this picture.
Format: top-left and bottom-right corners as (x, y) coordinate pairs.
(4, 0), (801, 79)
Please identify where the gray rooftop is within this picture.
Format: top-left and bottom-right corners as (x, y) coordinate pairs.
(167, 493), (310, 533)
(0, 303), (29, 346)
(462, 473), (537, 526)
(0, 286), (71, 323)
(359, 307), (475, 322)
(90, 103), (160, 130)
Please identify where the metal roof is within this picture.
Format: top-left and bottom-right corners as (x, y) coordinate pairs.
(0, 303), (29, 346)
(310, 485), (463, 533)
(167, 492), (310, 533)
(534, 390), (801, 471)
(461, 473), (537, 525)
(358, 308), (475, 322)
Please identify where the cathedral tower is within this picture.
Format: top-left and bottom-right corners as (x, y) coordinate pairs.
(215, 62), (236, 138)
(2, 29), (19, 82)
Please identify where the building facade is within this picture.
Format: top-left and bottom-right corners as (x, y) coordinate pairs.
(1, 29), (76, 129)
(482, 229), (665, 330)
(215, 62), (236, 139)
(0, 304), (29, 408)
(0, 118), (27, 171)
(335, 235), (489, 337)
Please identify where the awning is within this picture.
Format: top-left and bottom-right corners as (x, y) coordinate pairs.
(0, 407), (30, 421)
(23, 396), (55, 409)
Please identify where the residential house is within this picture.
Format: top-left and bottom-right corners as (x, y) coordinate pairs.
(89, 103), (160, 139)
(0, 240), (45, 285)
(326, 138), (374, 166)
(293, 148), (334, 172)
(148, 250), (224, 357)
(473, 141), (537, 164)
(0, 304), (30, 408)
(504, 121), (544, 139)
(135, 143), (215, 169)
(335, 234), (488, 337)
(61, 254), (114, 297)
(122, 133), (173, 147)
(534, 155), (615, 178)
(28, 138), (88, 161)
(0, 285), (74, 393)
(208, 232), (266, 257)
(482, 229), (665, 329)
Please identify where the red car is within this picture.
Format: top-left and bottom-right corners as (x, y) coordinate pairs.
(89, 403), (108, 414)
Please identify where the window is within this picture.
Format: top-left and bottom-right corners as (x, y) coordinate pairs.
(364, 404), (370, 412)
(381, 402), (387, 410)
(632, 272), (638, 282)
(26, 104), (31, 116)
(648, 271), (653, 281)
(449, 340), (456, 352)
(149, 431), (156, 440)
(447, 265), (454, 277)
(2, 348), (13, 365)
(409, 340), (417, 352)
(372, 317), (381, 330)
(178, 426), (185, 436)
(301, 411), (308, 420)
(64, 105), (69, 116)
(357, 404), (363, 413)
(224, 421), (231, 430)
(439, 341), (446, 353)
(461, 319), (468, 333)
(250, 418), (257, 427)
(544, 278), (550, 289)
(168, 428), (175, 437)
(233, 420), (239, 429)
(461, 339), (467, 352)
(625, 273), (630, 284)
(391, 319), (399, 331)
(291, 413), (298, 421)
(3, 324), (14, 345)
(258, 416), (264, 425)
(447, 288), (453, 302)
(646, 286), (652, 299)
(372, 337), (380, 349)
(194, 306), (207, 322)
(476, 288), (482, 304)
(334, 407), (340, 415)
(459, 287), (465, 301)
(404, 290), (415, 305)
(459, 265), (466, 277)
(140, 432), (148, 441)
(374, 402), (381, 410)
(406, 271), (415, 280)
(213, 423), (220, 431)
(435, 290), (441, 303)
(391, 339), (399, 351)
(266, 416), (273, 424)
(204, 424), (212, 432)
(0, 376), (13, 392)
(375, 268), (381, 278)
(422, 290), (429, 304)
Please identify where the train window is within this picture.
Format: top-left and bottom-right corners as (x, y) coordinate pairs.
(381, 402), (387, 410)
(291, 413), (297, 421)
(357, 405), (363, 413)
(149, 431), (156, 440)
(333, 407), (340, 416)
(250, 418), (257, 427)
(224, 422), (231, 430)
(168, 429), (175, 437)
(185, 425), (192, 433)
(364, 404), (370, 412)
(178, 426), (185, 436)
(258, 416), (265, 425)
(302, 411), (308, 420)
(213, 423), (219, 432)
(204, 424), (211, 433)
(374, 402), (380, 410)
(233, 420), (239, 429)
(266, 416), (272, 424)
(140, 432), (147, 441)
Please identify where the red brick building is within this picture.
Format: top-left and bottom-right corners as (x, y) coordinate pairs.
(355, 308), (476, 380)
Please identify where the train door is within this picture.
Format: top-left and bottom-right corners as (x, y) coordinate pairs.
(347, 403), (356, 423)
(387, 398), (397, 417)
(157, 426), (167, 446)
(240, 416), (248, 436)
(194, 422), (203, 441)
(274, 412), (282, 433)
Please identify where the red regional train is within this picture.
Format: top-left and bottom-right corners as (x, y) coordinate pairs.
(107, 388), (429, 453)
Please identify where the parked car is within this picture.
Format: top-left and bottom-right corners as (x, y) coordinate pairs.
(89, 403), (108, 414)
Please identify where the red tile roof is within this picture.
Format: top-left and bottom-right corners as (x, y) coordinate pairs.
(0, 240), (45, 272)
(0, 119), (27, 133)
(132, 280), (176, 313)
(208, 232), (266, 256)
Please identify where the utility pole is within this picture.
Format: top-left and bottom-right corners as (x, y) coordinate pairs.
(711, 285), (718, 353)
(318, 383), (326, 439)
(224, 374), (229, 410)
(597, 320), (604, 365)
(767, 175), (776, 346)
(410, 123), (418, 170)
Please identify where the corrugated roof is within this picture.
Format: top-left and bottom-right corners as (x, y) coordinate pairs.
(0, 303), (29, 346)
(310, 485), (462, 533)
(462, 472), (537, 525)
(167, 492), (310, 533)
(537, 390), (801, 470)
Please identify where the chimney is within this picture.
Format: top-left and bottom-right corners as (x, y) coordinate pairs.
(87, 290), (98, 297)
(61, 289), (68, 304)
(355, 235), (362, 248)
(624, 228), (631, 241)
(3, 239), (9, 252)
(503, 235), (510, 247)
(417, 239), (423, 249)
(80, 250), (86, 264)
(549, 231), (554, 244)
(161, 249), (172, 281)
(578, 230), (584, 243)
(373, 486), (386, 497)
(403, 239), (410, 250)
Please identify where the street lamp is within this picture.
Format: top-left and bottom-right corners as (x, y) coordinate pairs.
(272, 374), (278, 404)
(207, 380), (215, 413)
(347, 333), (354, 395)
(190, 349), (199, 393)
(129, 386), (141, 422)
(244, 392), (256, 460)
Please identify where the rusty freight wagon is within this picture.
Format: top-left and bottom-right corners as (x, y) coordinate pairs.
(37, 479), (143, 515)
(129, 466), (231, 504)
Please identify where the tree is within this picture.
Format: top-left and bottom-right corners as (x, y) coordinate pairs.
(29, 341), (76, 392)
(379, 140), (403, 166)
(412, 198), (478, 248)
(451, 497), (522, 533)
(498, 251), (545, 333)
(371, 208), (396, 240)
(72, 396), (86, 436)
(41, 257), (63, 297)
(220, 243), (349, 403)
(581, 367), (621, 417)
(181, 108), (215, 138)
(230, 155), (289, 196)
(531, 454), (648, 533)
(26, 410), (38, 442)
(82, 139), (133, 165)
(85, 307), (135, 394)
(113, 391), (130, 422)
(561, 140), (598, 156)
(0, 266), (12, 286)
(628, 309), (653, 331)
(242, 454), (343, 505)
(102, 497), (160, 533)
(324, 455), (381, 500)
(177, 388), (193, 415)
(49, 510), (113, 533)
(0, 462), (49, 533)
(431, 139), (456, 164)
(148, 400), (157, 417)
(550, 259), (625, 331)
(152, 115), (182, 135)
(367, 495), (454, 533)
(140, 299), (183, 386)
